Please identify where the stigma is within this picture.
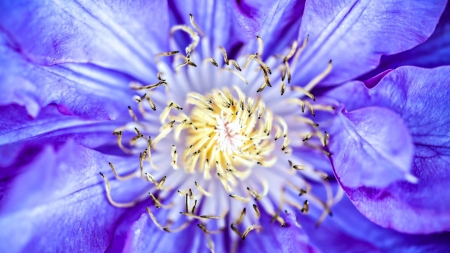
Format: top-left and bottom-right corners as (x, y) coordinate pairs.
(100, 14), (343, 251)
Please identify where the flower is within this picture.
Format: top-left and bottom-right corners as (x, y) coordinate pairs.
(1, 0), (450, 252)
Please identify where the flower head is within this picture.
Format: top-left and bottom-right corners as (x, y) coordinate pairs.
(100, 17), (337, 246)
(0, 0), (449, 252)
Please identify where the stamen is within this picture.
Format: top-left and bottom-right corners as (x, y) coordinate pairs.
(230, 224), (242, 237)
(171, 145), (178, 169)
(128, 106), (139, 122)
(189, 14), (205, 37)
(287, 98), (306, 112)
(217, 173), (231, 192)
(195, 181), (212, 196)
(291, 35), (309, 70)
(252, 204), (261, 218)
(154, 51), (179, 62)
(281, 81), (286, 96)
(130, 80), (166, 91)
(146, 207), (169, 232)
(156, 176), (167, 190)
(146, 95), (157, 111)
(256, 36), (264, 56)
(149, 193), (174, 209)
(284, 41), (298, 63)
(234, 208), (247, 225)
(292, 86), (315, 101)
(108, 162), (136, 180)
(198, 224), (215, 253)
(242, 225), (262, 240)
(113, 131), (132, 154)
(223, 68), (248, 85)
(229, 59), (242, 71)
(247, 187), (262, 200)
(205, 57), (219, 67)
(191, 199), (198, 213)
(171, 25), (199, 54)
(219, 46), (229, 65)
(229, 194), (250, 203)
(253, 55), (272, 74)
(304, 60), (333, 92)
(99, 172), (136, 208)
(146, 137), (159, 170)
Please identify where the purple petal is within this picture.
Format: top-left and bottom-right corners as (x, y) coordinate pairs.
(0, 104), (127, 155)
(329, 66), (450, 233)
(294, 0), (446, 86)
(238, 212), (318, 253)
(361, 2), (450, 79)
(242, 0), (306, 57)
(0, 39), (135, 119)
(0, 0), (169, 81)
(328, 106), (415, 188)
(300, 194), (450, 252)
(122, 212), (209, 253)
(168, 0), (259, 56)
(0, 141), (143, 252)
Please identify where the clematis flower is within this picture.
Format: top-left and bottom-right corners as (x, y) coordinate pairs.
(1, 0), (449, 252)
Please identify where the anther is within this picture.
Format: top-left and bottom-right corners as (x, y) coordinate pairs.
(242, 225), (262, 240)
(281, 81), (286, 96)
(253, 204), (261, 218)
(154, 51), (179, 61)
(301, 200), (310, 213)
(171, 145), (178, 169)
(146, 207), (169, 232)
(219, 46), (229, 65)
(235, 208), (247, 225)
(128, 106), (139, 123)
(195, 181), (212, 196)
(99, 172), (136, 208)
(189, 14), (205, 37)
(256, 35), (264, 56)
(108, 162), (135, 180)
(230, 224), (242, 237)
(156, 176), (167, 190)
(146, 96), (157, 111)
(205, 57), (218, 67)
(229, 194), (250, 203)
(229, 59), (242, 71)
(191, 199), (198, 213)
(292, 86), (315, 101)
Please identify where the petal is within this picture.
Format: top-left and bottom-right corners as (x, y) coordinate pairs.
(242, 0), (306, 57)
(238, 212), (318, 253)
(361, 2), (450, 79)
(0, 104), (129, 157)
(294, 0), (446, 86)
(168, 0), (259, 56)
(328, 106), (415, 188)
(0, 0), (169, 81)
(0, 39), (134, 119)
(300, 193), (450, 253)
(329, 66), (450, 233)
(0, 141), (142, 252)
(121, 213), (208, 253)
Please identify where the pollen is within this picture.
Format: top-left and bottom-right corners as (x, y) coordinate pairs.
(100, 14), (344, 251)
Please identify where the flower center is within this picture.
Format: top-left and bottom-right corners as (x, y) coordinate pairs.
(99, 14), (342, 250)
(152, 86), (278, 187)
